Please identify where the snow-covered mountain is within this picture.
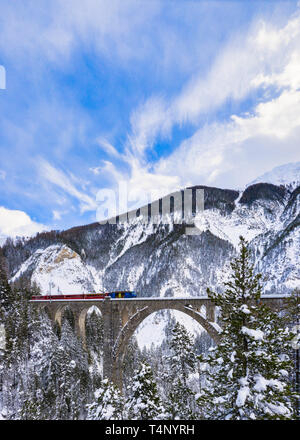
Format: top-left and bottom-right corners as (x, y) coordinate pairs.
(10, 244), (96, 295)
(2, 180), (299, 347)
(247, 162), (300, 190)
(5, 182), (299, 294)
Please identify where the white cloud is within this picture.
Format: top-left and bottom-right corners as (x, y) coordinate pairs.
(97, 138), (124, 160)
(0, 206), (48, 242)
(126, 20), (262, 157)
(232, 89), (300, 139)
(89, 167), (101, 176)
(39, 160), (97, 213)
(89, 6), (300, 201)
(133, 12), (298, 147)
(128, 96), (170, 156)
(155, 86), (300, 189)
(126, 167), (181, 208)
(1, 0), (299, 222)
(0, 0), (161, 66)
(125, 7), (300, 191)
(52, 210), (63, 221)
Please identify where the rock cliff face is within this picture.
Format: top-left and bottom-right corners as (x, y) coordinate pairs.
(3, 183), (299, 298)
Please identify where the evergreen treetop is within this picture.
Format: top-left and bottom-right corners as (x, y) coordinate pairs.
(126, 362), (165, 420)
(198, 236), (297, 420)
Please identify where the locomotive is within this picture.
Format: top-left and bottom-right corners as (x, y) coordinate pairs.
(31, 291), (137, 301)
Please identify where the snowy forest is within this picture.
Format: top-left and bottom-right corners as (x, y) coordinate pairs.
(0, 237), (299, 420)
(1, 0), (300, 424)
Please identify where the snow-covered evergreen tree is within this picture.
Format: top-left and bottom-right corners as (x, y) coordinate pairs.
(163, 322), (197, 419)
(86, 378), (125, 420)
(123, 336), (142, 394)
(169, 322), (196, 386)
(0, 251), (12, 319)
(18, 373), (44, 420)
(197, 236), (296, 420)
(51, 316), (90, 420)
(126, 362), (165, 420)
(0, 276), (42, 418)
(0, 285), (94, 420)
(283, 288), (300, 419)
(0, 253), (15, 357)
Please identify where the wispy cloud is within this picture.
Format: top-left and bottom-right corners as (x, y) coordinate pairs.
(0, 0), (162, 67)
(0, 1), (299, 234)
(121, 6), (300, 190)
(39, 160), (97, 213)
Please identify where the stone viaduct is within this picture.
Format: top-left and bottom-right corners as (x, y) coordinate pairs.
(30, 295), (289, 390)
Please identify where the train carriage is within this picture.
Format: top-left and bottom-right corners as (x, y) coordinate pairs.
(31, 291), (137, 301)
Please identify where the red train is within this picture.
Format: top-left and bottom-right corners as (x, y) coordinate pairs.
(31, 291), (137, 301)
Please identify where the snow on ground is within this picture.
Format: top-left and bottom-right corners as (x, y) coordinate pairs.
(11, 244), (96, 295)
(127, 263), (145, 291)
(135, 309), (206, 350)
(194, 200), (283, 250)
(262, 227), (300, 292)
(87, 265), (106, 292)
(247, 161), (300, 190)
(0, 236), (7, 246)
(106, 219), (156, 268)
(135, 312), (167, 349)
(159, 279), (190, 298)
(0, 408), (7, 420)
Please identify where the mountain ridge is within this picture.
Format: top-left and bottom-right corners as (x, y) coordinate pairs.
(247, 161), (300, 190)
(2, 180), (299, 348)
(1, 181), (299, 298)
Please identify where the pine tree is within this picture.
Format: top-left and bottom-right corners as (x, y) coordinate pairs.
(197, 236), (296, 420)
(86, 379), (125, 420)
(1, 277), (44, 418)
(164, 322), (197, 419)
(0, 251), (13, 321)
(0, 277), (97, 420)
(86, 309), (104, 352)
(25, 309), (60, 420)
(0, 255), (13, 361)
(283, 288), (300, 419)
(126, 362), (165, 420)
(55, 317), (90, 419)
(169, 322), (196, 386)
(123, 336), (142, 394)
(19, 373), (44, 420)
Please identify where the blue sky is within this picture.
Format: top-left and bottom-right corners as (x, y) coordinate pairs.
(0, 0), (300, 239)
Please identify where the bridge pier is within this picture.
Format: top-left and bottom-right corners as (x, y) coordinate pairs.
(101, 297), (116, 383)
(31, 295), (288, 391)
(73, 307), (88, 349)
(206, 303), (216, 322)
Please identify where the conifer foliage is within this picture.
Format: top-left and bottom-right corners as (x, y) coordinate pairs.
(0, 250), (13, 321)
(164, 322), (197, 419)
(283, 288), (300, 419)
(197, 236), (296, 420)
(86, 378), (125, 420)
(126, 362), (165, 420)
(1, 236), (298, 420)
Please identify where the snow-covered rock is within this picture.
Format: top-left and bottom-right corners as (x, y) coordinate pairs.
(11, 244), (96, 295)
(3, 180), (299, 348)
(247, 161), (300, 190)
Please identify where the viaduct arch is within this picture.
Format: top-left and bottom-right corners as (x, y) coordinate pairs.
(111, 301), (220, 388)
(32, 295), (288, 390)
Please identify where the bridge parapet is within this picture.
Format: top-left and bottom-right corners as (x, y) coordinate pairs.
(30, 294), (289, 389)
